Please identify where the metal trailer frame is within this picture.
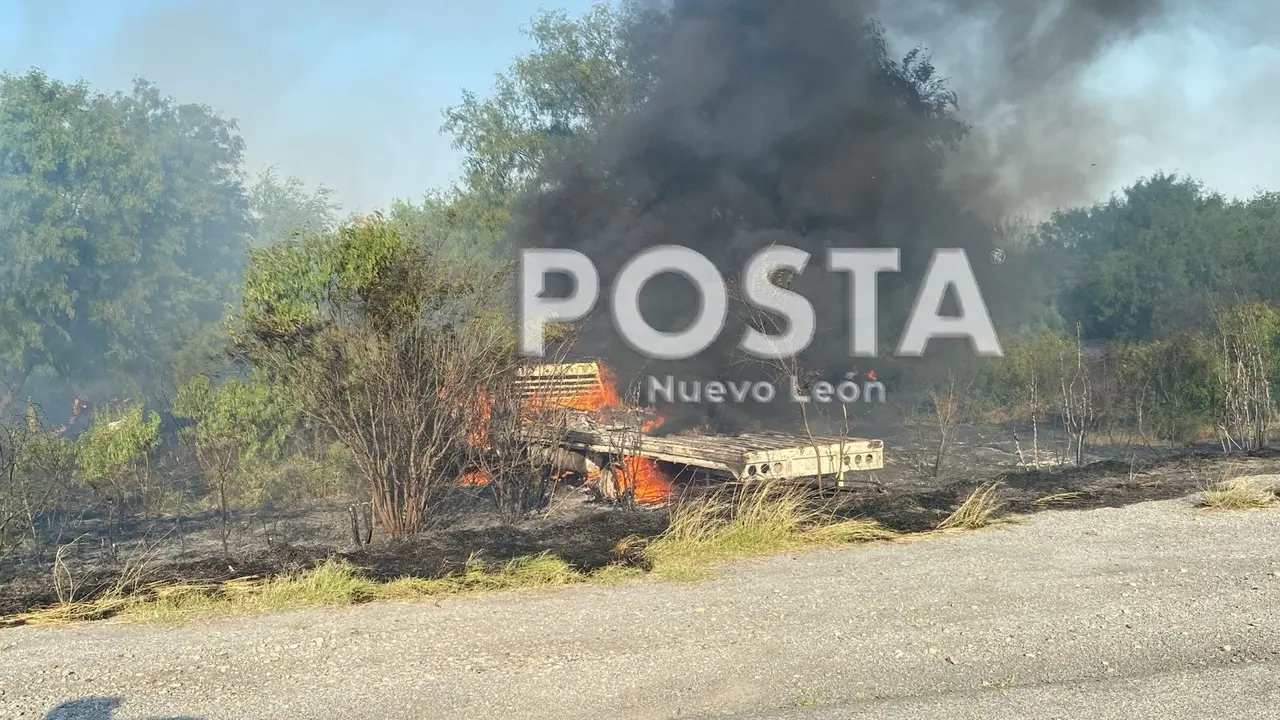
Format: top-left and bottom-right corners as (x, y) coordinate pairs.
(515, 360), (886, 488)
(524, 424), (884, 488)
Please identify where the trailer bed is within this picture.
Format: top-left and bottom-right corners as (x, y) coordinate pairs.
(525, 420), (884, 486)
(512, 362), (885, 487)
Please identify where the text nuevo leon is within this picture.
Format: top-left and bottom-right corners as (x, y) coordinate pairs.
(645, 374), (885, 404)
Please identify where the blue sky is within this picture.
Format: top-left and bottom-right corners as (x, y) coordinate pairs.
(2, 1), (1276, 214)
(0, 0), (601, 212)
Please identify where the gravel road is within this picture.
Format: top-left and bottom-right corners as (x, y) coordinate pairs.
(2, 496), (1277, 720)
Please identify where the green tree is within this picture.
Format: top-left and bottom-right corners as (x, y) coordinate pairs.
(389, 188), (509, 262)
(233, 215), (520, 536)
(248, 167), (341, 246)
(430, 2), (662, 266)
(0, 70), (253, 411)
(1039, 173), (1262, 340)
(75, 403), (162, 519)
(1231, 191), (1280, 308)
(442, 2), (656, 202)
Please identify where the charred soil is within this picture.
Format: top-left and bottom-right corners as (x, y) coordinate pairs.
(3, 422), (1278, 621)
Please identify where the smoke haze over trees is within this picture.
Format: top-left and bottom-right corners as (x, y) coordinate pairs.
(2, 0), (1278, 212)
(0, 71), (252, 412)
(0, 1), (1276, 417)
(489, 0), (1272, 431)
(1, 0), (1278, 560)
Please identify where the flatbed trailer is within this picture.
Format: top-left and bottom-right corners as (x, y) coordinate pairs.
(524, 422), (883, 488)
(515, 361), (885, 488)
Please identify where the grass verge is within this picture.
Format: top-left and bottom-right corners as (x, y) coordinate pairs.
(9, 553), (604, 627)
(6, 480), (900, 626)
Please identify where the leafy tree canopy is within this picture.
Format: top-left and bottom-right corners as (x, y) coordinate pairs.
(248, 167), (342, 246)
(0, 70), (253, 410)
(441, 2), (659, 203)
(1038, 173), (1280, 340)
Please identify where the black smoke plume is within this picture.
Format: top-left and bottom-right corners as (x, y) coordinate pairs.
(512, 0), (1171, 433)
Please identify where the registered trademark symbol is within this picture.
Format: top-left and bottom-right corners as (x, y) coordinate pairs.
(989, 248), (1005, 265)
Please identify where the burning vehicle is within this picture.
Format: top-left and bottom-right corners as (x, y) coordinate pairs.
(462, 360), (885, 504)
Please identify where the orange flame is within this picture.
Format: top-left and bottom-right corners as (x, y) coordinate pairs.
(465, 394), (494, 447)
(591, 363), (674, 503)
(534, 360), (674, 503)
(460, 360), (675, 503)
(617, 456), (674, 503)
(563, 362), (624, 413)
(457, 383), (493, 486)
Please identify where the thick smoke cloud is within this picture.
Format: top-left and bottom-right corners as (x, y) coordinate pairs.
(875, 0), (1173, 216)
(512, 0), (1177, 432)
(4, 1), (1275, 215)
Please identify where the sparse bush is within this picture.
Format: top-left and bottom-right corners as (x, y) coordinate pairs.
(7, 409), (78, 554)
(254, 442), (361, 507)
(1, 411), (76, 555)
(75, 404), (162, 520)
(1140, 334), (1221, 445)
(474, 371), (568, 524)
(1213, 302), (1278, 451)
(982, 322), (1249, 455)
(999, 331), (1071, 466)
(233, 214), (530, 536)
(173, 371), (293, 555)
(1057, 325), (1096, 466)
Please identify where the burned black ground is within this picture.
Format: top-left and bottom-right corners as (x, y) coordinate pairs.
(3, 422), (1278, 621)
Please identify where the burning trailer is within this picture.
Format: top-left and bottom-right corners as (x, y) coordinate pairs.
(508, 361), (885, 504)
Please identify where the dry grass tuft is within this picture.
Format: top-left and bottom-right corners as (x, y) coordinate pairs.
(1199, 475), (1279, 510)
(1032, 491), (1083, 506)
(639, 480), (897, 581)
(6, 537), (169, 627)
(936, 481), (1006, 531)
